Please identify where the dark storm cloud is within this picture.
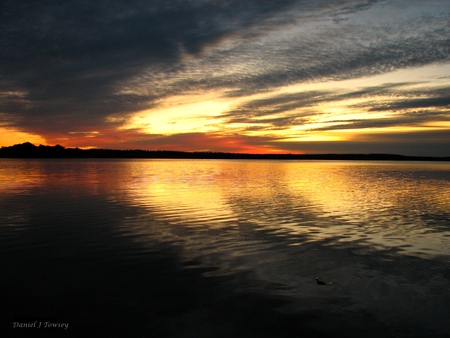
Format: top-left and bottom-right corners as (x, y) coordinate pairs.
(1, 0), (303, 131)
(1, 0), (449, 138)
(174, 28), (449, 102)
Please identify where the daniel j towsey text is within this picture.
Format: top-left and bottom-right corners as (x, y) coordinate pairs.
(12, 321), (69, 330)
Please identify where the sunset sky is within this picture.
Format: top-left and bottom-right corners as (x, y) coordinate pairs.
(1, 0), (449, 155)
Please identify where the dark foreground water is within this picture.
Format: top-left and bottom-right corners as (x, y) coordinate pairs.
(1, 159), (449, 337)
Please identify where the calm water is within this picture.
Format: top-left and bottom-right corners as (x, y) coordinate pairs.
(1, 159), (450, 337)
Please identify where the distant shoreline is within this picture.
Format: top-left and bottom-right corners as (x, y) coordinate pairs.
(1, 142), (449, 161)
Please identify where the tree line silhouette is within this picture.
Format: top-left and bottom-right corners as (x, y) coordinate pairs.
(1, 142), (449, 161)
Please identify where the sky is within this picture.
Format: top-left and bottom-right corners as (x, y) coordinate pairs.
(1, 0), (449, 155)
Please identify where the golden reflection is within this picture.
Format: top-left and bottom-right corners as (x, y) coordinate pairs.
(120, 160), (450, 257)
(125, 161), (237, 226)
(281, 162), (450, 255)
(4, 159), (447, 258)
(0, 159), (123, 197)
(0, 160), (45, 193)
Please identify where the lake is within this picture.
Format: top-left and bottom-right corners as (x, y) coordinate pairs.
(1, 159), (450, 337)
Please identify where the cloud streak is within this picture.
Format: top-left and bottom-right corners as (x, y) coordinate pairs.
(220, 82), (450, 132)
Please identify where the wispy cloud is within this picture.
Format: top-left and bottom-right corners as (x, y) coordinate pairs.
(368, 96), (450, 112)
(220, 82), (450, 132)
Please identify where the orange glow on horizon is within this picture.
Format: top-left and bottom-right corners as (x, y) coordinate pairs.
(2, 64), (448, 155)
(13, 127), (304, 154)
(0, 127), (46, 147)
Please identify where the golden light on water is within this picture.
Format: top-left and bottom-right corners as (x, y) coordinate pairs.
(109, 159), (450, 257)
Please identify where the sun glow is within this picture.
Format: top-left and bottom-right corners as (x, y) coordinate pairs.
(278, 133), (346, 143)
(0, 127), (46, 147)
(421, 121), (450, 129)
(101, 61), (450, 154)
(122, 95), (234, 135)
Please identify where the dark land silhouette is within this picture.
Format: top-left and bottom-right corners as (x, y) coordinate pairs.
(1, 142), (449, 161)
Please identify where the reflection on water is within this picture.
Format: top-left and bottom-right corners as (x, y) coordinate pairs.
(1, 159), (450, 337)
(113, 159), (450, 257)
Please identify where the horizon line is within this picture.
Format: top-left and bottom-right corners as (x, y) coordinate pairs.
(1, 142), (449, 161)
